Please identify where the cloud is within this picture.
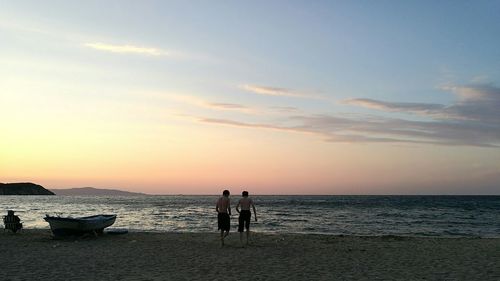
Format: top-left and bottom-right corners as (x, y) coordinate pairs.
(84, 42), (166, 56)
(206, 102), (249, 111)
(440, 84), (496, 101)
(151, 93), (253, 113)
(335, 84), (500, 146)
(196, 101), (251, 113)
(197, 117), (318, 136)
(343, 84), (500, 123)
(269, 106), (301, 113)
(299, 114), (500, 147)
(197, 112), (500, 147)
(342, 98), (445, 114)
(197, 83), (500, 147)
(240, 84), (324, 99)
(438, 84), (500, 123)
(175, 83), (500, 147)
(199, 118), (286, 131)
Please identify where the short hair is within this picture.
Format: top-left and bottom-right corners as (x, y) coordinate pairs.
(7, 210), (14, 215)
(242, 191), (249, 197)
(223, 190), (230, 196)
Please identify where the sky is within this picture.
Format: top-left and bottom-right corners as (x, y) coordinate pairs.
(1, 1), (500, 195)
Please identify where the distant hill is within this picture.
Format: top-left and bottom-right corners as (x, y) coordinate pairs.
(51, 187), (146, 196)
(0, 182), (55, 195)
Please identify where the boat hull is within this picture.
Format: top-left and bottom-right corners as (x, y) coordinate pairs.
(44, 214), (116, 236)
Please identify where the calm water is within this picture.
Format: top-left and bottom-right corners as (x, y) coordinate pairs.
(1, 195), (499, 237)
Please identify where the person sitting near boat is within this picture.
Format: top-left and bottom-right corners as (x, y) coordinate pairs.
(3, 210), (23, 233)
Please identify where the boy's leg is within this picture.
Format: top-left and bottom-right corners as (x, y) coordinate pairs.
(238, 214), (245, 246)
(246, 213), (251, 245)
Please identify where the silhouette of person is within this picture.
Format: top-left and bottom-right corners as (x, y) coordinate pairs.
(216, 190), (231, 247)
(236, 191), (257, 247)
(4, 210), (22, 233)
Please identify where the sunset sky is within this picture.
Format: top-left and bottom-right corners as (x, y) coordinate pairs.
(1, 1), (500, 194)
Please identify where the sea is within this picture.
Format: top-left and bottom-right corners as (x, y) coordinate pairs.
(1, 195), (499, 237)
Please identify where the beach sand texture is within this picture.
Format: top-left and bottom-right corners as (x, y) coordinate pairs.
(1, 230), (499, 281)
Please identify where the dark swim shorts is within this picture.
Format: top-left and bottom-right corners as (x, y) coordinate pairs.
(238, 210), (251, 232)
(218, 213), (230, 231)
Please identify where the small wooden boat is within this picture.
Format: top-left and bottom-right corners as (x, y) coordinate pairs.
(44, 214), (116, 236)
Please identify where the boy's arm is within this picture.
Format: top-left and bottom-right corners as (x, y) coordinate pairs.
(227, 199), (232, 216)
(236, 200), (240, 213)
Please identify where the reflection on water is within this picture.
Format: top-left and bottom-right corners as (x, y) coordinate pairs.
(0, 195), (499, 237)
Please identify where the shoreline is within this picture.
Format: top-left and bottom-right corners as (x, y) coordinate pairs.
(21, 226), (500, 239)
(2, 229), (499, 280)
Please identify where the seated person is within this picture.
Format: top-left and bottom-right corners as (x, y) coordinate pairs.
(4, 210), (23, 232)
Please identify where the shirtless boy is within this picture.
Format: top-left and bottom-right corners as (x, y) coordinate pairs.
(236, 191), (257, 247)
(216, 189), (231, 247)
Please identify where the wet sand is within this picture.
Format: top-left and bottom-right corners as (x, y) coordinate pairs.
(1, 229), (499, 280)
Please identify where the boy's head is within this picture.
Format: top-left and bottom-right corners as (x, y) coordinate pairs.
(242, 191), (249, 197)
(223, 190), (230, 196)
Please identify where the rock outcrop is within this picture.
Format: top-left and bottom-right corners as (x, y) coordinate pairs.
(0, 182), (55, 195)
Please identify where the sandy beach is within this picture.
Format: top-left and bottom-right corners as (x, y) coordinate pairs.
(0, 230), (499, 281)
